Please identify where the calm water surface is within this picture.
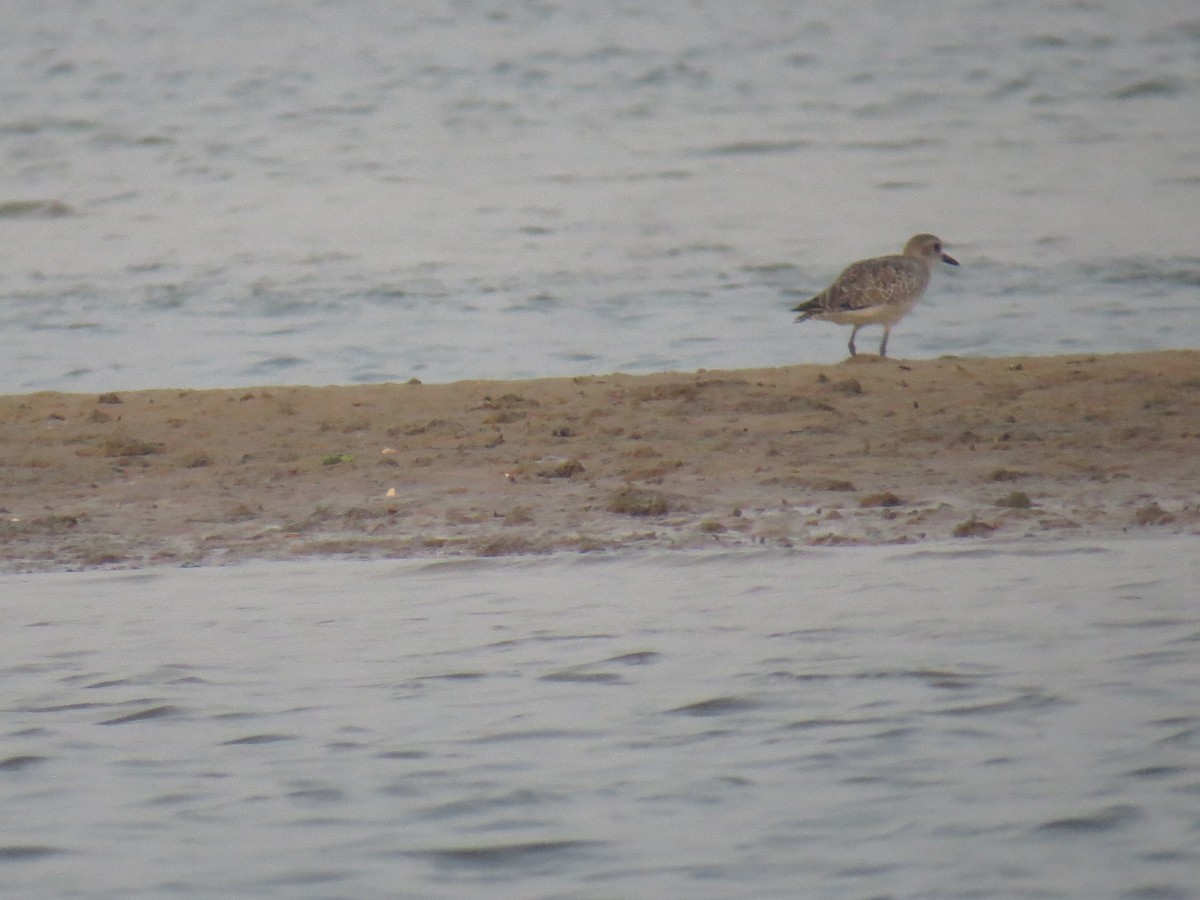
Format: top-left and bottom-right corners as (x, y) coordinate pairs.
(1, 1), (1199, 391)
(2, 538), (1199, 898)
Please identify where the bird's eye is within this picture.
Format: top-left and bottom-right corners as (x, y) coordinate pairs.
(933, 242), (942, 252)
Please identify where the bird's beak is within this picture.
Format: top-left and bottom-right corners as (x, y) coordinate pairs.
(941, 252), (959, 266)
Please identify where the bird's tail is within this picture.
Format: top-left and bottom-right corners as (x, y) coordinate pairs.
(791, 292), (823, 321)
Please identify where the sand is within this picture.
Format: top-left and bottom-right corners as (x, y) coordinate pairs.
(2, 351), (1198, 572)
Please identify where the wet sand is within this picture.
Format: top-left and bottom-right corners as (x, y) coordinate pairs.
(2, 351), (1198, 572)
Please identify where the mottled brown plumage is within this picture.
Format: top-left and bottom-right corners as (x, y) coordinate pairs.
(793, 234), (958, 357)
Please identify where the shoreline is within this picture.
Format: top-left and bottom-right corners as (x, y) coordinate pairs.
(2, 350), (1199, 573)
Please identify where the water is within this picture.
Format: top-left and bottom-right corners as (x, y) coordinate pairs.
(4, 8), (1199, 895)
(2, 1), (1199, 392)
(3, 538), (1199, 898)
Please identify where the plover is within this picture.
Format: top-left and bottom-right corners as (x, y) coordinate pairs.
(792, 234), (958, 357)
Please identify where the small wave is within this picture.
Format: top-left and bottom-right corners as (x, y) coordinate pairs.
(895, 543), (1110, 563)
(285, 786), (345, 803)
(0, 845), (67, 862)
(699, 139), (809, 156)
(1036, 803), (1141, 833)
(0, 199), (74, 218)
(24, 702), (104, 713)
(1122, 764), (1186, 780)
(936, 689), (1063, 717)
(1119, 884), (1195, 900)
(1110, 78), (1187, 100)
(420, 839), (604, 868)
(220, 733), (297, 745)
(99, 704), (183, 725)
(417, 788), (560, 821)
(244, 355), (307, 374)
(25, 321), (101, 332)
(540, 669), (625, 684)
(84, 677), (135, 689)
(1097, 261), (1200, 290)
(469, 728), (603, 743)
(0, 755), (48, 771)
(784, 716), (892, 730)
(375, 749), (426, 760)
(666, 695), (760, 716)
(1153, 723), (1199, 748)
(606, 650), (660, 665)
(0, 117), (95, 136)
(1095, 614), (1189, 630)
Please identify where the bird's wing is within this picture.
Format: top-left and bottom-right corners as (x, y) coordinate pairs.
(821, 257), (925, 311)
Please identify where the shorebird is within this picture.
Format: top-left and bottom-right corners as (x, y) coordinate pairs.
(792, 234), (958, 357)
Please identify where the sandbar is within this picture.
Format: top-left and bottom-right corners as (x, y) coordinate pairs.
(2, 351), (1198, 572)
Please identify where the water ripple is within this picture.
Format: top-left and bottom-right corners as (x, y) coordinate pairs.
(419, 839), (605, 869)
(1037, 804), (1143, 834)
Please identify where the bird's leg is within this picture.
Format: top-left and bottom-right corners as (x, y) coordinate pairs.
(879, 327), (890, 358)
(848, 326), (859, 357)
